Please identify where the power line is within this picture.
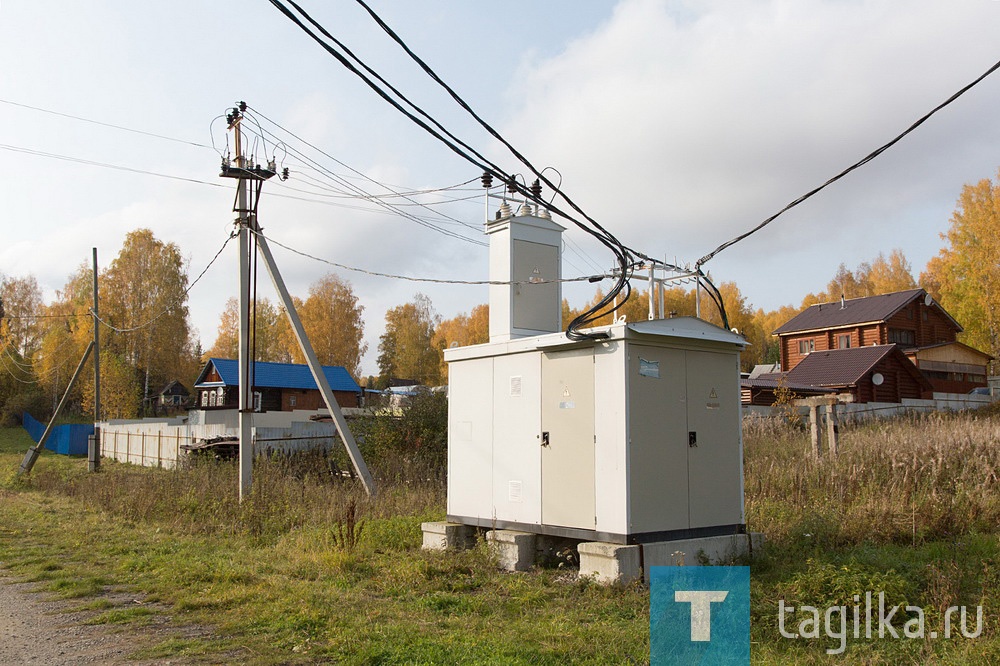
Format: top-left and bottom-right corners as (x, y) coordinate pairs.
(697, 56), (1000, 267)
(0, 141), (484, 239)
(0, 98), (215, 150)
(267, 0), (637, 339)
(243, 107), (488, 240)
(0, 143), (229, 189)
(94, 232), (233, 334)
(253, 227), (607, 286)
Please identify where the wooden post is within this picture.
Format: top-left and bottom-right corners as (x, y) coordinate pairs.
(808, 404), (821, 459)
(826, 401), (840, 456)
(795, 394), (855, 461)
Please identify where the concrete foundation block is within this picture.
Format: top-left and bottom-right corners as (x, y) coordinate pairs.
(641, 533), (765, 579)
(421, 521), (477, 551)
(578, 541), (642, 585)
(486, 530), (536, 571)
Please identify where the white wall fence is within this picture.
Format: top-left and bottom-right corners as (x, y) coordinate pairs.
(743, 392), (994, 422)
(100, 420), (338, 469)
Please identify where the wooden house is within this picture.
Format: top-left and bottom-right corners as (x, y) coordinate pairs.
(772, 288), (988, 398)
(783, 345), (932, 404)
(157, 380), (190, 408)
(193, 358), (362, 412)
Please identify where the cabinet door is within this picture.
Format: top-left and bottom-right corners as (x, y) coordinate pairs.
(627, 345), (689, 533)
(685, 350), (743, 529)
(541, 348), (595, 530)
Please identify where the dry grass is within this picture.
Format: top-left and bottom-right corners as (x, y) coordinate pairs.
(25, 448), (445, 545)
(744, 409), (1000, 547)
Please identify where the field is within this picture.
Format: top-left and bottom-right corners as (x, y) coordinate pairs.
(1, 408), (999, 664)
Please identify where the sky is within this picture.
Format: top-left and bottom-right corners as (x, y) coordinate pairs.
(2, 0), (1000, 378)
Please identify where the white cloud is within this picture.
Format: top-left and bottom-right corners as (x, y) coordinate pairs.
(503, 0), (1000, 309)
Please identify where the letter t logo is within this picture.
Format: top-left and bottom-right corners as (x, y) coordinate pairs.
(674, 590), (729, 641)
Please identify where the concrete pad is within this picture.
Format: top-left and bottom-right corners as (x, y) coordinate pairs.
(578, 541), (642, 585)
(641, 533), (765, 579)
(486, 530), (536, 571)
(579, 533), (765, 584)
(421, 521), (477, 551)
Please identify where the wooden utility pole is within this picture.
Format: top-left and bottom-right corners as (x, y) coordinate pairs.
(20, 342), (94, 475)
(90, 247), (101, 472)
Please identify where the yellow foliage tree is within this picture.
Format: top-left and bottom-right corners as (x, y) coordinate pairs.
(432, 304), (489, 380)
(377, 294), (441, 386)
(920, 170), (1000, 367)
(294, 273), (366, 378)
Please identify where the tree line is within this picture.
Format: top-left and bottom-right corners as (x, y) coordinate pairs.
(2, 168), (999, 422)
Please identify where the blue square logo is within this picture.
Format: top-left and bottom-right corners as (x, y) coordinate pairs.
(650, 566), (750, 665)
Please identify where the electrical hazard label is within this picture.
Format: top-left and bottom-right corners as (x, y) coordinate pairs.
(709, 388), (718, 399)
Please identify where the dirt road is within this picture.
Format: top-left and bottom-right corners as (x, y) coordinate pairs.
(0, 577), (140, 665)
(0, 572), (219, 666)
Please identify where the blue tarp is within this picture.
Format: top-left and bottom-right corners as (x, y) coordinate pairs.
(22, 413), (93, 456)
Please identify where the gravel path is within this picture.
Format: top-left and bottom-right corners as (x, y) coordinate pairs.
(0, 577), (138, 665)
(0, 572), (221, 666)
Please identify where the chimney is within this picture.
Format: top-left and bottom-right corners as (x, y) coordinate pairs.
(486, 201), (564, 342)
(841, 294), (846, 310)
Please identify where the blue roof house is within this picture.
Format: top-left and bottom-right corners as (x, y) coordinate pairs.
(193, 358), (362, 412)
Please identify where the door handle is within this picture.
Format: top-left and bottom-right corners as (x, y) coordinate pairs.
(541, 431), (550, 447)
(688, 431), (697, 447)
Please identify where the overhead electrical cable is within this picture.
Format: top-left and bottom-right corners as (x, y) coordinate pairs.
(0, 143), (228, 189)
(346, 0), (638, 336)
(244, 107), (486, 235)
(267, 0), (637, 339)
(0, 98), (215, 150)
(252, 227), (607, 286)
(94, 233), (233, 334)
(697, 56), (1000, 268)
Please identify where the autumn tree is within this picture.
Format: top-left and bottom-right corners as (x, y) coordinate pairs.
(921, 170), (1000, 367)
(80, 350), (141, 420)
(378, 293), (441, 386)
(704, 281), (764, 371)
(34, 265), (94, 414)
(803, 250), (916, 307)
(294, 273), (366, 378)
(0, 274), (44, 358)
(206, 297), (239, 360)
(101, 229), (194, 405)
(206, 297), (292, 364)
(432, 303), (489, 380)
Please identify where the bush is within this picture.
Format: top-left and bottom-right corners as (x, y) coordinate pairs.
(0, 390), (50, 427)
(355, 389), (448, 482)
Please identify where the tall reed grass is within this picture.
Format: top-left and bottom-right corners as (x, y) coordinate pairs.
(744, 410), (1000, 547)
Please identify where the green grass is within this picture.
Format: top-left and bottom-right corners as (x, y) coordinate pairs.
(1, 410), (999, 663)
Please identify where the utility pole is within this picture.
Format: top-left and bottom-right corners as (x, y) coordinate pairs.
(90, 247), (101, 472)
(220, 102), (376, 499)
(221, 102), (258, 502)
(20, 342), (94, 475)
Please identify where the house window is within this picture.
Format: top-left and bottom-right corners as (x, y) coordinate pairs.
(837, 334), (852, 349)
(201, 391), (208, 407)
(798, 339), (815, 355)
(208, 392), (217, 407)
(253, 391), (262, 413)
(289, 395), (297, 407)
(888, 328), (915, 346)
